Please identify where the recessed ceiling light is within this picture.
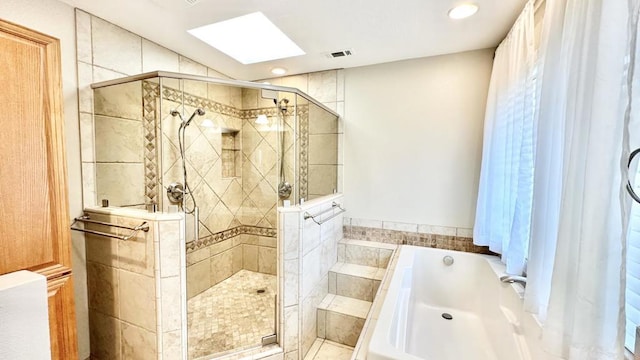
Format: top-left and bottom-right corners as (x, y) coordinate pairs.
(271, 67), (287, 75)
(188, 12), (305, 64)
(448, 4), (479, 19)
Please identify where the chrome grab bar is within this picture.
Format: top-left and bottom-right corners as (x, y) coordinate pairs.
(70, 215), (150, 240)
(303, 202), (347, 225)
(628, 148), (640, 204)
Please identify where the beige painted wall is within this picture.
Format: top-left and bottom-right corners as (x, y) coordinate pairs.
(343, 49), (494, 229)
(0, 0), (89, 357)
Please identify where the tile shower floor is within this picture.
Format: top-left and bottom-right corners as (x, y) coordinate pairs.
(188, 270), (277, 359)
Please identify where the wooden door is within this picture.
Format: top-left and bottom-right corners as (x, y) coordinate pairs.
(0, 19), (78, 359)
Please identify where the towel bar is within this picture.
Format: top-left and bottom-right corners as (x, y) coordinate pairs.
(70, 215), (149, 240)
(304, 202), (347, 225)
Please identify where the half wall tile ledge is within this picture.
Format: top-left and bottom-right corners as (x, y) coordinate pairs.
(83, 206), (184, 221)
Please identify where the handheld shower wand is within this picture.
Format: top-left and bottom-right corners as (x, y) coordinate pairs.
(170, 108), (205, 129)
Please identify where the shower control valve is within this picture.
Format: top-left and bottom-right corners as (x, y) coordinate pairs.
(166, 182), (185, 203)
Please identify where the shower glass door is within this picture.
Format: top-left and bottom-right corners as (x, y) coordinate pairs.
(163, 77), (289, 358)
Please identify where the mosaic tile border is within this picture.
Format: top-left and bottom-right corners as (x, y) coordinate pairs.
(186, 225), (277, 252)
(142, 81), (161, 205)
(161, 85), (308, 121)
(298, 106), (310, 201)
(343, 225), (493, 255)
(161, 86), (243, 118)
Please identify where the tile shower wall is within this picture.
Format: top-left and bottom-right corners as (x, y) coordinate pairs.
(83, 208), (185, 360)
(76, 9), (230, 209)
(342, 218), (491, 254)
(262, 71), (345, 199)
(93, 81), (145, 206)
(278, 194), (344, 359)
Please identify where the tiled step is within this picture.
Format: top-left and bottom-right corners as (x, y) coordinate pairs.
(329, 262), (385, 301)
(304, 338), (354, 360)
(338, 239), (396, 268)
(317, 294), (372, 347)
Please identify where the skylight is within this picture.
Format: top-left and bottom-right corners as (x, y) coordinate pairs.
(188, 12), (305, 65)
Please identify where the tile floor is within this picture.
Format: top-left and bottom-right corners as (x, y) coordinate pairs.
(188, 270), (277, 359)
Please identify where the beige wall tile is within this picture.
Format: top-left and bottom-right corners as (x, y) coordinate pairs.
(308, 165), (337, 196)
(142, 39), (180, 72)
(309, 104), (338, 135)
(345, 245), (378, 267)
(242, 89), (258, 110)
(309, 135), (338, 165)
(77, 62), (94, 113)
(96, 163), (145, 206)
(75, 10), (92, 63)
(336, 274), (373, 301)
(211, 249), (233, 284)
(161, 276), (182, 331)
(92, 16), (142, 75)
(92, 65), (128, 83)
(121, 322), (157, 360)
(325, 312), (365, 347)
(159, 221), (182, 277)
(284, 259), (298, 307)
(259, 236), (277, 248)
(162, 330), (182, 359)
(179, 56), (208, 76)
(243, 244), (258, 272)
(79, 113), (95, 162)
(232, 245), (243, 273)
(258, 246), (277, 275)
(308, 71), (337, 103)
(119, 270), (156, 331)
(209, 238), (233, 256)
(94, 116), (143, 163)
(187, 259), (211, 298)
(336, 69), (345, 102)
(302, 219), (320, 257)
(378, 249), (393, 268)
(94, 81), (143, 120)
(317, 309), (326, 339)
(86, 233), (118, 268)
(283, 305), (298, 352)
(249, 141), (277, 177)
(87, 261), (119, 317)
(187, 247), (209, 266)
(117, 217), (154, 277)
(204, 202), (234, 234)
(89, 311), (121, 360)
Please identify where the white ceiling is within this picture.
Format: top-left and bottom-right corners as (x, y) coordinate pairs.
(59, 0), (526, 81)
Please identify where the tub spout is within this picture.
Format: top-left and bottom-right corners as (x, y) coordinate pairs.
(500, 275), (527, 288)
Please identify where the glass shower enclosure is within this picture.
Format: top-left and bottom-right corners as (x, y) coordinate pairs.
(91, 72), (339, 359)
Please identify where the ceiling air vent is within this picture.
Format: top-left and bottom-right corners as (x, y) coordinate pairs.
(184, 0), (200, 5)
(327, 49), (353, 59)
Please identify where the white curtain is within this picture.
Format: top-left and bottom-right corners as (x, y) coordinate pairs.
(474, 0), (536, 275)
(624, 0), (640, 352)
(523, 0), (631, 358)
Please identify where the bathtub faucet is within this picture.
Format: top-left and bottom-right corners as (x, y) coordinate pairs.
(500, 275), (527, 288)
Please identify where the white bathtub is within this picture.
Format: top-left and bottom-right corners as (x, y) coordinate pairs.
(367, 246), (561, 360)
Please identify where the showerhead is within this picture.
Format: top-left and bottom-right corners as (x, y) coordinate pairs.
(278, 98), (289, 112)
(172, 108), (206, 128)
(185, 108), (205, 127)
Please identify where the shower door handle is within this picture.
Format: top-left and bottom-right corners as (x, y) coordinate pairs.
(628, 148), (640, 204)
